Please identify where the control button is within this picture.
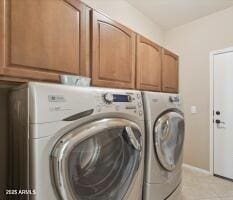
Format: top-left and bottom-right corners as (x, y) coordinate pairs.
(96, 105), (101, 112)
(139, 111), (143, 116)
(103, 93), (114, 104)
(128, 95), (132, 102)
(138, 102), (142, 107)
(169, 96), (179, 103)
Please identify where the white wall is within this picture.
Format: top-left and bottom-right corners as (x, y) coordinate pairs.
(82, 0), (164, 45)
(164, 6), (233, 170)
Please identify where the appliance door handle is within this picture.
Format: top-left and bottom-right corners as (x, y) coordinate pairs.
(125, 127), (142, 151)
(161, 120), (170, 141)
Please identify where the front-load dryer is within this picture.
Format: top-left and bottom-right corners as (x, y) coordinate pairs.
(9, 82), (145, 200)
(142, 92), (185, 200)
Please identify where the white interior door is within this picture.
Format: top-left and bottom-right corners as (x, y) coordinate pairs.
(213, 51), (233, 180)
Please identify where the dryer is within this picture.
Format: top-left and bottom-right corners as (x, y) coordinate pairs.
(142, 92), (185, 200)
(9, 82), (145, 200)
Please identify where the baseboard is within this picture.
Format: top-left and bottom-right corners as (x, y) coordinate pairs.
(183, 164), (211, 175)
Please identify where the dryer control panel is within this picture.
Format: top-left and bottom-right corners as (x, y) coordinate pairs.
(94, 91), (144, 119)
(26, 82), (144, 123)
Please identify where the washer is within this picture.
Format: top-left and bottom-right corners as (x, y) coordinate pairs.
(9, 82), (145, 200)
(142, 92), (185, 200)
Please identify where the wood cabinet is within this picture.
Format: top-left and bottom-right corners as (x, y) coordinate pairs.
(136, 35), (179, 93)
(0, 0), (90, 82)
(162, 49), (179, 93)
(0, 0), (179, 92)
(91, 11), (136, 89)
(136, 35), (162, 91)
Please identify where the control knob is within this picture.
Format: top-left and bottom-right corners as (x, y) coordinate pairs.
(103, 93), (114, 104)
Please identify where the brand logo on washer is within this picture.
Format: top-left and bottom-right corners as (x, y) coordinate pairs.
(48, 95), (66, 102)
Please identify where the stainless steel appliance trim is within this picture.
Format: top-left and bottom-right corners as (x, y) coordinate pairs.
(154, 111), (184, 171)
(51, 118), (143, 200)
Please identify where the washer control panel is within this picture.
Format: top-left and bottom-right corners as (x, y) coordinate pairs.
(169, 96), (180, 103)
(95, 91), (143, 119)
(168, 95), (181, 107)
(103, 93), (133, 104)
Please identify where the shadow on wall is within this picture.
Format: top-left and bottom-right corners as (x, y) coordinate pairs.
(0, 88), (9, 200)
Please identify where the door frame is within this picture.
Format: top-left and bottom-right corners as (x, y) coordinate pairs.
(209, 47), (233, 175)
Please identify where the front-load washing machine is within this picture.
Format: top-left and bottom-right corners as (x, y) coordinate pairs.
(142, 92), (185, 200)
(9, 82), (145, 200)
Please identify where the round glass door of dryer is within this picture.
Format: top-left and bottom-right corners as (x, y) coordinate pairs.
(154, 110), (184, 171)
(51, 119), (142, 200)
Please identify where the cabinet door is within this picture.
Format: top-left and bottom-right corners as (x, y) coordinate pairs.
(136, 35), (162, 91)
(92, 11), (136, 89)
(0, 0), (90, 82)
(162, 49), (179, 93)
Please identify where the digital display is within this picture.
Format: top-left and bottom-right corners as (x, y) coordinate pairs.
(113, 94), (131, 102)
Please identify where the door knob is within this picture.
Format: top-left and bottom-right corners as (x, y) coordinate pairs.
(215, 119), (225, 124)
(215, 119), (226, 129)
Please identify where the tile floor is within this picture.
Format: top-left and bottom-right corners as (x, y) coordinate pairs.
(182, 167), (233, 200)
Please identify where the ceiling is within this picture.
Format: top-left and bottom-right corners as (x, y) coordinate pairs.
(125, 0), (233, 30)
